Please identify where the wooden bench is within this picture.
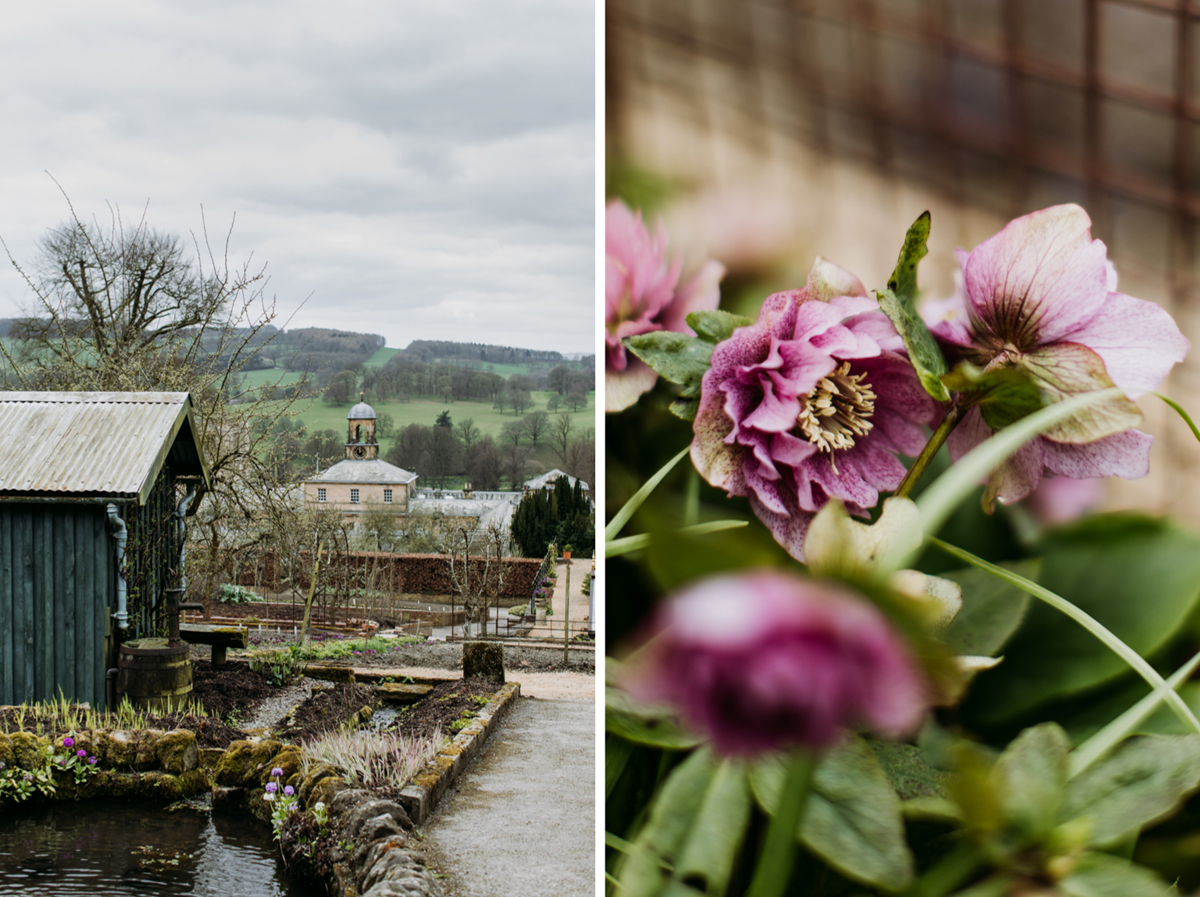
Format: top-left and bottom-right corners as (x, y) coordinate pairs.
(179, 623), (249, 666)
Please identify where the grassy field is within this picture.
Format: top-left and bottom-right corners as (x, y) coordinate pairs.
(264, 389), (595, 446)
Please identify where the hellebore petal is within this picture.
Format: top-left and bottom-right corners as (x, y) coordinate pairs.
(620, 570), (931, 755)
(692, 260), (940, 561)
(935, 204), (1188, 504)
(606, 200), (723, 411)
(962, 204), (1110, 350)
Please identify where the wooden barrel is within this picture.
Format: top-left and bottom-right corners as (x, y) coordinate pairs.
(117, 638), (193, 711)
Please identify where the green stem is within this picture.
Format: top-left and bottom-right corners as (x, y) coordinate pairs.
(746, 751), (816, 897)
(1068, 648), (1200, 778)
(604, 446), (690, 542)
(929, 537), (1200, 735)
(895, 402), (964, 499)
(902, 842), (981, 897)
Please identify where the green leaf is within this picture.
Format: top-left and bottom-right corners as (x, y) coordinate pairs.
(875, 211), (949, 402)
(961, 515), (1200, 724)
(941, 362), (1048, 431)
(615, 750), (754, 897)
(670, 760), (752, 896)
(876, 286), (950, 403)
(615, 748), (716, 897)
(686, 309), (754, 345)
(871, 741), (952, 802)
(750, 735), (915, 890)
(939, 560), (1038, 657)
(991, 723), (1069, 842)
(887, 210), (931, 303)
(624, 331), (713, 421)
(1057, 852), (1173, 897)
(606, 684), (703, 751)
(1062, 734), (1200, 848)
(605, 445), (690, 541)
(607, 734), (635, 800)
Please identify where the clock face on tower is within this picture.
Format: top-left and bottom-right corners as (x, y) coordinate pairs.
(352, 445), (368, 459)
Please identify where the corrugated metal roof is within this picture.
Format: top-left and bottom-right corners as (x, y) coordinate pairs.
(0, 392), (208, 502)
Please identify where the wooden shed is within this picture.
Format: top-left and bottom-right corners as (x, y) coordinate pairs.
(0, 392), (209, 707)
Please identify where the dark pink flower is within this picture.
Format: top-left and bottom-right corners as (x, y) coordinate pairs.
(927, 205), (1189, 504)
(621, 571), (930, 755)
(692, 259), (941, 560)
(606, 200), (723, 411)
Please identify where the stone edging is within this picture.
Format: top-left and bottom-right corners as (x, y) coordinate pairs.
(398, 681), (521, 825)
(0, 678), (519, 897)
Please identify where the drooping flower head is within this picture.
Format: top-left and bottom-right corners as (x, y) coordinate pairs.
(621, 571), (930, 755)
(692, 259), (941, 560)
(927, 204), (1189, 504)
(606, 200), (724, 411)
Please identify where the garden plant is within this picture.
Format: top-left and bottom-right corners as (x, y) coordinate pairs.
(606, 200), (1200, 896)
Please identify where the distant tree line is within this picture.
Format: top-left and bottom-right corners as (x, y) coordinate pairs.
(399, 340), (566, 366)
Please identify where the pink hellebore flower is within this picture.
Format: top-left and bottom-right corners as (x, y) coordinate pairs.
(621, 571), (930, 755)
(605, 200), (724, 412)
(928, 204), (1189, 504)
(692, 259), (941, 560)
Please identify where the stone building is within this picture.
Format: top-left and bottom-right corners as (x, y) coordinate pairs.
(302, 398), (418, 523)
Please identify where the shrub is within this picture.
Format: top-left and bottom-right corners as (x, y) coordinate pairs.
(219, 583), (261, 605)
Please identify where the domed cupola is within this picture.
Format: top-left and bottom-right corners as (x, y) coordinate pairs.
(345, 393), (379, 460)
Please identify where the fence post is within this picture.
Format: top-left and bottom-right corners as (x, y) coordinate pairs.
(563, 562), (570, 665)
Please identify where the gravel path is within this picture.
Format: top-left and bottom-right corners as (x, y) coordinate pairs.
(421, 695), (595, 897)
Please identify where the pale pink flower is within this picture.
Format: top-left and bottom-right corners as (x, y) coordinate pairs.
(692, 259), (941, 560)
(621, 571), (930, 755)
(605, 200), (723, 412)
(927, 205), (1189, 504)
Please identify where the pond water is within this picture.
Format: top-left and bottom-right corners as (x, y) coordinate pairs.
(0, 799), (322, 896)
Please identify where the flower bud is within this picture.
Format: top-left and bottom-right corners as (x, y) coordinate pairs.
(621, 570), (930, 755)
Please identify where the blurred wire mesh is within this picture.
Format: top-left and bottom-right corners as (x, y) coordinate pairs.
(607, 0), (1200, 521)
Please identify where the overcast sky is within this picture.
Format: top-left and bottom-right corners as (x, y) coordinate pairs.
(0, 0), (596, 355)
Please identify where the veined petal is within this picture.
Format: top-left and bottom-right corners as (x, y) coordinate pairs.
(606, 363), (659, 412)
(660, 259), (726, 335)
(1041, 428), (1153, 480)
(806, 256), (868, 301)
(986, 438), (1045, 506)
(1018, 343), (1143, 443)
(963, 205), (1109, 349)
(1060, 291), (1190, 397)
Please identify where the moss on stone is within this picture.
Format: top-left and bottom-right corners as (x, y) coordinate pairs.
(0, 732), (13, 767)
(265, 746), (303, 787)
(133, 729), (165, 771)
(214, 741), (257, 786)
(157, 730), (199, 775)
(462, 641), (505, 684)
(299, 763), (340, 808)
(9, 732), (44, 770)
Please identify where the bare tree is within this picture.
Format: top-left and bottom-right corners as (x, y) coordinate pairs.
(0, 198), (314, 607)
(442, 522), (510, 638)
(455, 417), (480, 451)
(551, 413), (573, 468)
(522, 410), (550, 448)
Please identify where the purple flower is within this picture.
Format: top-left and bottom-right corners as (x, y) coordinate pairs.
(265, 782), (278, 793)
(271, 767), (284, 777)
(927, 205), (1189, 504)
(621, 571), (929, 755)
(606, 200), (724, 412)
(87, 757), (97, 765)
(62, 737), (74, 748)
(692, 259), (941, 560)
(77, 749), (87, 758)
(284, 785), (294, 796)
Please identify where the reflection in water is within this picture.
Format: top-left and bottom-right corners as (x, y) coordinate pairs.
(0, 799), (322, 896)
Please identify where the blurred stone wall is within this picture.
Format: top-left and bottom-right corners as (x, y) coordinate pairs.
(609, 0), (1200, 522)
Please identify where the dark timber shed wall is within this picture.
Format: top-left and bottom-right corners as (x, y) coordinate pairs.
(0, 504), (113, 707)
